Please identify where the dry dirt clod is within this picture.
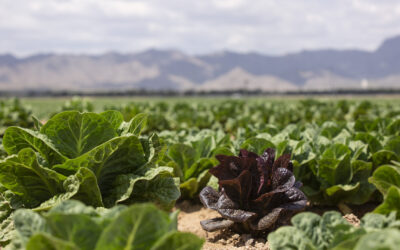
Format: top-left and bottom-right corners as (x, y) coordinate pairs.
(255, 242), (266, 249)
(245, 238), (255, 246)
(343, 213), (360, 227)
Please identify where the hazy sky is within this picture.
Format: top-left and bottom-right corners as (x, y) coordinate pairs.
(1, 0), (400, 56)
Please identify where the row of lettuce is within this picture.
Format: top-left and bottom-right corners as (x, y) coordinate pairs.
(3, 97), (400, 134)
(0, 99), (399, 249)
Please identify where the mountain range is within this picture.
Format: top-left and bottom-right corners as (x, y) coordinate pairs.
(1, 35), (400, 92)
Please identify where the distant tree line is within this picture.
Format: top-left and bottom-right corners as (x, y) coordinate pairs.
(1, 88), (400, 97)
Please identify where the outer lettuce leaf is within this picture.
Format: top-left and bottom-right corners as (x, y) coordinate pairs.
(11, 209), (47, 249)
(51, 134), (178, 209)
(52, 135), (147, 184)
(34, 167), (104, 211)
(370, 163), (400, 218)
(374, 186), (400, 219)
(318, 144), (352, 186)
(0, 111), (180, 248)
(118, 113), (148, 136)
(268, 212), (356, 250)
(40, 111), (117, 159)
(352, 229), (400, 250)
(301, 142), (375, 206)
(99, 111), (124, 131)
(0, 194), (14, 247)
(7, 201), (203, 250)
(354, 132), (382, 155)
(269, 211), (400, 250)
(168, 144), (196, 175)
(369, 164), (400, 196)
(43, 213), (103, 250)
(0, 148), (66, 207)
(106, 167), (180, 210)
(2, 127), (66, 165)
(372, 150), (399, 168)
(94, 203), (175, 250)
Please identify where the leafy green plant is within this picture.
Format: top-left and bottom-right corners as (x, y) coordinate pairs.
(0, 139), (6, 159)
(0, 111), (180, 246)
(369, 161), (400, 218)
(9, 200), (203, 250)
(0, 99), (34, 136)
(166, 133), (233, 199)
(199, 148), (307, 234)
(234, 122), (379, 208)
(299, 142), (376, 209)
(59, 96), (95, 113)
(268, 211), (400, 250)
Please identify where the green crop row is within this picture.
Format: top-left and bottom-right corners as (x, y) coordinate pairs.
(0, 98), (399, 249)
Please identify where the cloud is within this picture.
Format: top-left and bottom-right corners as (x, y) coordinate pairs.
(1, 0), (400, 56)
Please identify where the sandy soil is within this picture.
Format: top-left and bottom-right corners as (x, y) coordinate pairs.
(177, 201), (270, 250)
(176, 201), (376, 250)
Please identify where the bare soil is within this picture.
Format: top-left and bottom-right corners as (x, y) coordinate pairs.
(176, 201), (377, 250)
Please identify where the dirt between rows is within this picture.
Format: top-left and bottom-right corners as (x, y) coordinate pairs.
(176, 201), (377, 250)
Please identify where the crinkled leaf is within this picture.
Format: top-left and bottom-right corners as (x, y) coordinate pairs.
(3, 127), (66, 165)
(44, 213), (102, 250)
(118, 113), (148, 136)
(140, 133), (166, 166)
(99, 111), (124, 131)
(53, 135), (147, 190)
(201, 147), (307, 232)
(199, 186), (219, 210)
(250, 207), (284, 230)
(0, 148), (66, 207)
(40, 111), (117, 158)
(105, 167), (180, 210)
(360, 212), (400, 230)
(353, 229), (400, 250)
(33, 167), (103, 211)
(0, 213), (14, 247)
(268, 226), (316, 250)
(94, 203), (175, 250)
(12, 209), (47, 248)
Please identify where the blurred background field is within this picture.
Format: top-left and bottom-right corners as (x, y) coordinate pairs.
(2, 95), (400, 119)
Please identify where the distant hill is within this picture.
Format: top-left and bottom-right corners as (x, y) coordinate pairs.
(1, 35), (400, 92)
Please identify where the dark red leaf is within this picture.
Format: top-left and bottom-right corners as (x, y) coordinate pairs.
(199, 186), (219, 210)
(219, 170), (252, 207)
(200, 218), (235, 232)
(200, 147), (307, 233)
(273, 154), (291, 171)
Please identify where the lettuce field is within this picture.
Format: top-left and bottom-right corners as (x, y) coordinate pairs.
(0, 97), (400, 250)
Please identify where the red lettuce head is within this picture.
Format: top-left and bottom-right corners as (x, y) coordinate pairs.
(199, 148), (307, 233)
